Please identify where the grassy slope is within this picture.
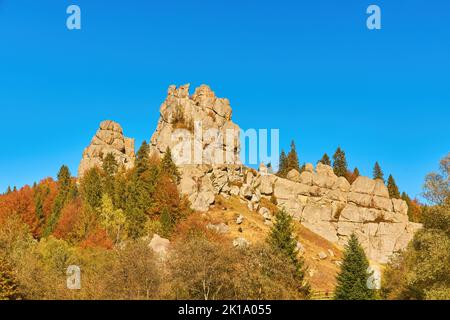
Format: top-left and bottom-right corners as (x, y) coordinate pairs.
(203, 196), (343, 296)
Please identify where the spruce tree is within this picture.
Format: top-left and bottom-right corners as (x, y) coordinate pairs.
(135, 141), (150, 177)
(102, 153), (118, 177)
(6, 186), (11, 194)
(268, 209), (310, 296)
(334, 234), (375, 300)
(286, 141), (300, 173)
(102, 153), (119, 199)
(373, 162), (384, 182)
(333, 147), (348, 178)
(124, 141), (160, 238)
(80, 167), (103, 211)
(44, 165), (75, 236)
(161, 147), (180, 183)
(387, 175), (400, 199)
(318, 153), (331, 166)
(160, 207), (175, 238)
(278, 150), (287, 177)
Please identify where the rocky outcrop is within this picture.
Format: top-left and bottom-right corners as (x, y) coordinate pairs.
(149, 84), (241, 166)
(78, 120), (135, 177)
(199, 162), (422, 264)
(78, 84), (422, 264)
(78, 121), (135, 177)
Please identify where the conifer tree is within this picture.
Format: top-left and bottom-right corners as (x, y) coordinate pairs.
(373, 162), (384, 182)
(80, 167), (103, 211)
(135, 141), (150, 177)
(6, 186), (11, 194)
(44, 165), (76, 236)
(353, 167), (360, 178)
(161, 147), (180, 183)
(12, 186), (17, 192)
(387, 175), (400, 199)
(318, 153), (331, 166)
(124, 141), (160, 238)
(334, 234), (375, 300)
(268, 209), (310, 296)
(160, 207), (175, 238)
(278, 150), (287, 177)
(286, 141), (300, 173)
(333, 147), (348, 178)
(102, 153), (119, 199)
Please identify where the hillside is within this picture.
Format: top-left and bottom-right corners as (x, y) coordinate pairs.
(205, 195), (343, 295)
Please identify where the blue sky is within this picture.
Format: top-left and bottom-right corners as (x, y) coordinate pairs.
(0, 0), (449, 199)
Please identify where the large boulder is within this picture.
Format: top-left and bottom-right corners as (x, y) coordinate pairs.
(149, 84), (241, 166)
(78, 120), (135, 177)
(149, 234), (170, 258)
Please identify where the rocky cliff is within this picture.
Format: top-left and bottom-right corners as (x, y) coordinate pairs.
(149, 84), (241, 166)
(78, 84), (421, 264)
(78, 120), (135, 177)
(199, 163), (422, 263)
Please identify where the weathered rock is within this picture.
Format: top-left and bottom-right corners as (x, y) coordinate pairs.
(78, 120), (135, 177)
(149, 84), (241, 166)
(233, 237), (250, 249)
(236, 214), (244, 225)
(318, 251), (328, 260)
(79, 86), (422, 265)
(207, 223), (230, 234)
(287, 169), (301, 182)
(304, 163), (314, 173)
(350, 176), (376, 195)
(149, 234), (170, 258)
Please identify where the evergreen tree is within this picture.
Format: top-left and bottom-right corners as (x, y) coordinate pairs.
(12, 186), (17, 192)
(102, 153), (118, 177)
(135, 141), (150, 177)
(387, 175), (400, 199)
(353, 167), (360, 178)
(6, 186), (11, 194)
(334, 234), (375, 300)
(102, 153), (119, 199)
(161, 147), (180, 183)
(124, 141), (160, 238)
(44, 165), (75, 236)
(286, 141), (300, 173)
(278, 150), (287, 177)
(318, 153), (331, 166)
(80, 167), (103, 210)
(268, 209), (310, 295)
(0, 255), (21, 300)
(333, 147), (348, 178)
(373, 162), (384, 182)
(160, 207), (175, 238)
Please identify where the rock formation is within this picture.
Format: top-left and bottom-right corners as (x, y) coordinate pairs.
(78, 84), (422, 264)
(78, 120), (135, 177)
(199, 163), (422, 263)
(149, 84), (241, 166)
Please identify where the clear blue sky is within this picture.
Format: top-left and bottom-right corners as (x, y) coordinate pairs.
(1, 0), (449, 199)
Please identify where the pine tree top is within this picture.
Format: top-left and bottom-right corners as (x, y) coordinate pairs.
(373, 162), (384, 182)
(333, 147), (348, 177)
(387, 174), (400, 199)
(319, 153), (331, 166)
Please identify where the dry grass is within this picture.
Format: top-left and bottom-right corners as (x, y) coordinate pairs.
(204, 195), (343, 294)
